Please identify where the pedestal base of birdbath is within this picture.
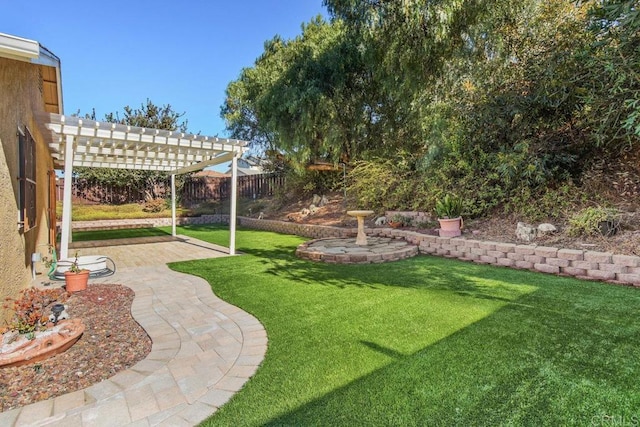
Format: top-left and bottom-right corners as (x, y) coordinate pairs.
(346, 210), (375, 245)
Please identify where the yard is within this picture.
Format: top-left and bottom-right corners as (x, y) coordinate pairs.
(160, 226), (640, 426)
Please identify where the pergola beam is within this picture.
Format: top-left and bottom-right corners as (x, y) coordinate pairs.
(39, 113), (248, 259)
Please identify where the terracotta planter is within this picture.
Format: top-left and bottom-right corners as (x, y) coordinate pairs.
(0, 319), (85, 367)
(64, 270), (89, 293)
(438, 217), (463, 237)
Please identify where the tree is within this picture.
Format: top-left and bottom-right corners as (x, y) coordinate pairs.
(223, 17), (374, 168)
(75, 100), (190, 201)
(578, 0), (640, 150)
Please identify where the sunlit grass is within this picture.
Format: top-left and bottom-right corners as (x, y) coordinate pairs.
(57, 202), (189, 221)
(166, 226), (640, 426)
(58, 198), (264, 221)
(71, 227), (171, 242)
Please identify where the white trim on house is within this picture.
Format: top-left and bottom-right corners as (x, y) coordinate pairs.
(0, 33), (39, 62)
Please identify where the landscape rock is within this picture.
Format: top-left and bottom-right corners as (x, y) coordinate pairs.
(516, 222), (537, 242)
(538, 223), (557, 235)
(319, 195), (329, 207)
(375, 216), (387, 226)
(312, 194), (322, 205)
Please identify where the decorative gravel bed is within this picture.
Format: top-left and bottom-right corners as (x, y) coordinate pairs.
(0, 284), (152, 412)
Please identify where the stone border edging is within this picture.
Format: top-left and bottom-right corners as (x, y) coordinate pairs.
(296, 237), (419, 264)
(239, 217), (640, 287)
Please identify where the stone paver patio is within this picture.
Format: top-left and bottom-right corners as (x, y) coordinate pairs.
(0, 236), (266, 426)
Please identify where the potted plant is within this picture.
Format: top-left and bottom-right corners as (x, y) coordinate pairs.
(435, 194), (463, 237)
(64, 252), (89, 293)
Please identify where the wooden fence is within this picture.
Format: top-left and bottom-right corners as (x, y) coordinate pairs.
(180, 174), (286, 204)
(57, 173), (285, 205)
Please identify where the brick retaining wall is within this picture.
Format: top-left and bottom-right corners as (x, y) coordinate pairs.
(238, 217), (640, 287)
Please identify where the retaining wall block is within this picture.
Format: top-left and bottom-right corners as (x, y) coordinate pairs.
(349, 254), (369, 263)
(515, 260), (534, 269)
(420, 246), (437, 254)
(598, 263), (628, 274)
(478, 241), (497, 251)
(497, 258), (515, 267)
(584, 251), (613, 264)
(487, 250), (507, 259)
(463, 240), (480, 249)
(571, 260), (598, 270)
(613, 255), (640, 267)
(455, 245), (468, 253)
(450, 251), (465, 258)
(561, 266), (587, 277)
(495, 243), (516, 253)
(507, 252), (525, 262)
(535, 263), (560, 274)
(524, 255), (545, 264)
(421, 235), (439, 243)
(535, 246), (559, 258)
(480, 255), (498, 264)
(587, 269), (616, 281)
(436, 248), (451, 256)
(515, 245), (536, 255)
(470, 247), (486, 256)
(616, 273), (640, 285)
(441, 244), (456, 253)
(546, 258), (570, 268)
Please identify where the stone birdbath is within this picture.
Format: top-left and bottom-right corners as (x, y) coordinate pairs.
(347, 210), (375, 245)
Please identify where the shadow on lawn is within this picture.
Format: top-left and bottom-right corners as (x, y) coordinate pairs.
(239, 245), (540, 303)
(257, 299), (640, 426)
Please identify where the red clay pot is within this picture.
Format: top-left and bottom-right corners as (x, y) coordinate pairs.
(438, 217), (463, 237)
(64, 270), (89, 293)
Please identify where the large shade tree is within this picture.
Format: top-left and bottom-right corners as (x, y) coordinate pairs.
(75, 99), (190, 201)
(223, 17), (377, 167)
(223, 0), (639, 215)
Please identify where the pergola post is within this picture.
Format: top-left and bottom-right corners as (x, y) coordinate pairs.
(59, 134), (75, 260)
(171, 174), (176, 237)
(41, 113), (248, 256)
(229, 154), (238, 255)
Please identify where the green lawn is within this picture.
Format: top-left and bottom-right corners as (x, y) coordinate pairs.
(72, 227), (171, 242)
(162, 226), (640, 426)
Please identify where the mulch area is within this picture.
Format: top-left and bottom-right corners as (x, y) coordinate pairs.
(268, 195), (640, 257)
(0, 284), (151, 412)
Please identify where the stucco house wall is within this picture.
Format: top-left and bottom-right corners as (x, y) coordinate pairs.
(0, 55), (58, 321)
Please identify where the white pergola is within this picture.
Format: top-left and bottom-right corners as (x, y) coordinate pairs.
(39, 113), (248, 259)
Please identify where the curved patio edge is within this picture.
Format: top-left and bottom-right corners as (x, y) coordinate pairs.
(1, 265), (267, 427)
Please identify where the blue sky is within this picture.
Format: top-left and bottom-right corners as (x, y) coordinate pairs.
(1, 1), (327, 138)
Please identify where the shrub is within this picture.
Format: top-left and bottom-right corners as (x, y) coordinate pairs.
(390, 214), (413, 227)
(567, 206), (619, 237)
(3, 288), (67, 334)
(142, 198), (166, 213)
